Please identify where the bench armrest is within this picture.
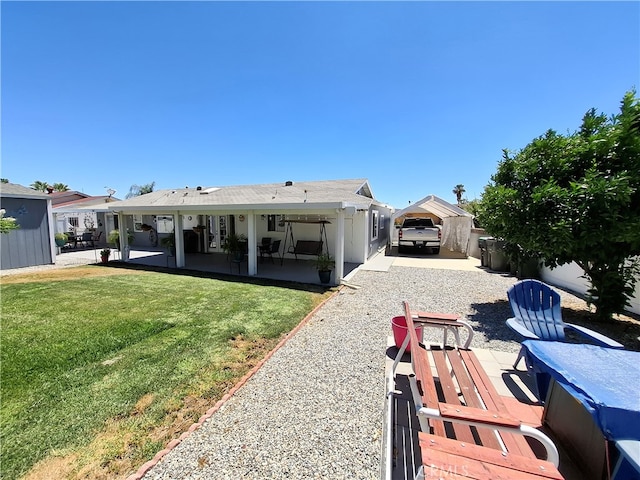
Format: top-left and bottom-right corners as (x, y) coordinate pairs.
(416, 405), (560, 466)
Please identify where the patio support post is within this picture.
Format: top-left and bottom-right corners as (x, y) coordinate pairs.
(247, 212), (257, 275)
(175, 213), (185, 268)
(118, 214), (129, 261)
(335, 208), (345, 285)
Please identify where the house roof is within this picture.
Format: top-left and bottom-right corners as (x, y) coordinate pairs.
(48, 190), (92, 206)
(0, 182), (51, 200)
(107, 179), (378, 213)
(52, 196), (121, 213)
(393, 194), (472, 219)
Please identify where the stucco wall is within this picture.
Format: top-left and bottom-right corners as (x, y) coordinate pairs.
(541, 261), (640, 315)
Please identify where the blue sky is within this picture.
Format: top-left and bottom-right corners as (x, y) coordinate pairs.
(2, 1), (638, 209)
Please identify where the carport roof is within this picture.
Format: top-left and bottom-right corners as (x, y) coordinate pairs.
(106, 178), (378, 213)
(393, 194), (471, 219)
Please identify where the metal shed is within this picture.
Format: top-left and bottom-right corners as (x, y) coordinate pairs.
(0, 183), (55, 270)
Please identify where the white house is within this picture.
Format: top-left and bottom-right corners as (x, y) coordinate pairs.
(105, 178), (394, 285)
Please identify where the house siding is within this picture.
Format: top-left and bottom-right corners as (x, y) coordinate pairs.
(367, 204), (393, 258)
(0, 197), (53, 269)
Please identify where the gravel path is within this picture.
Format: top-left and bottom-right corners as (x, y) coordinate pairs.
(143, 266), (525, 480)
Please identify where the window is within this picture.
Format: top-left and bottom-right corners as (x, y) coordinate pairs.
(68, 216), (79, 232)
(371, 210), (379, 240)
(133, 214), (143, 232)
(156, 215), (174, 234)
(267, 214), (286, 232)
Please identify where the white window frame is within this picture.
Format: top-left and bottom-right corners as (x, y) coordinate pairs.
(371, 210), (379, 240)
(133, 214), (144, 232)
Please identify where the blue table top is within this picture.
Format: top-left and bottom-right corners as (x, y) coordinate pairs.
(522, 340), (640, 441)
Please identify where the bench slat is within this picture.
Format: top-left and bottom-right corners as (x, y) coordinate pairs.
(405, 303), (446, 437)
(438, 403), (521, 428)
(419, 433), (563, 479)
(445, 347), (504, 451)
(414, 311), (461, 321)
(431, 348), (477, 443)
(460, 349), (538, 458)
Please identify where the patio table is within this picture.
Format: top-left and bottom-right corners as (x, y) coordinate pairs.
(523, 340), (640, 479)
(522, 340), (640, 442)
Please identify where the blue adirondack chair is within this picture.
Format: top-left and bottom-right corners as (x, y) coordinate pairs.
(506, 279), (623, 368)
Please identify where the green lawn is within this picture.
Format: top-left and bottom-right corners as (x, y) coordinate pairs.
(1, 267), (327, 479)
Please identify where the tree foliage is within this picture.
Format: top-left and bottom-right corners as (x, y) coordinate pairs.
(52, 183), (70, 192)
(452, 184), (466, 204)
(0, 209), (20, 234)
(30, 180), (49, 192)
(30, 181), (70, 192)
(126, 181), (156, 199)
(478, 90), (640, 320)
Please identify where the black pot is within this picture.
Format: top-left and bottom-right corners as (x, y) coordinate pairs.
(318, 270), (332, 284)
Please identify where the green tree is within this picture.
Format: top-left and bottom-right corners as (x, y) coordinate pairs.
(126, 181), (156, 199)
(30, 180), (49, 192)
(52, 183), (70, 192)
(1, 179), (9, 183)
(452, 184), (466, 204)
(478, 90), (640, 321)
(0, 209), (20, 234)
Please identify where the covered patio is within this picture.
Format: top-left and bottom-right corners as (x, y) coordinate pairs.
(121, 247), (360, 285)
(104, 179), (394, 286)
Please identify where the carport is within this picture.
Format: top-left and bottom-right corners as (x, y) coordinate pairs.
(392, 195), (473, 255)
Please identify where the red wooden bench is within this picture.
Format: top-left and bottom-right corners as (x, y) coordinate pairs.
(388, 301), (563, 480)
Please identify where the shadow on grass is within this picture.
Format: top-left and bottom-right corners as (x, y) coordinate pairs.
(99, 260), (334, 294)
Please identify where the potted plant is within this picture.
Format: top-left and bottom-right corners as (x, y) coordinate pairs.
(54, 232), (68, 247)
(160, 231), (176, 256)
(100, 248), (111, 263)
(222, 233), (247, 261)
(108, 229), (135, 250)
(313, 252), (334, 284)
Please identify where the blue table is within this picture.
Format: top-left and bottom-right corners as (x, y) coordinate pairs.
(522, 340), (640, 442)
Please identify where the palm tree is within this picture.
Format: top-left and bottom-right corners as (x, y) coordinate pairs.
(31, 180), (49, 192)
(452, 184), (466, 204)
(126, 181), (156, 198)
(52, 183), (70, 192)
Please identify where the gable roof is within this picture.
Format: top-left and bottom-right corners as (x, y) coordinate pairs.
(107, 179), (377, 213)
(52, 196), (121, 213)
(393, 194), (471, 219)
(0, 182), (50, 200)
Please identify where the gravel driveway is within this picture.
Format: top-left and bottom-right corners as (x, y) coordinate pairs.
(142, 266), (523, 480)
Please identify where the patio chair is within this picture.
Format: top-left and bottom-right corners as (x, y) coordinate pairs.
(507, 279), (623, 368)
(92, 231), (103, 245)
(262, 239), (281, 264)
(258, 237), (272, 261)
(80, 232), (94, 248)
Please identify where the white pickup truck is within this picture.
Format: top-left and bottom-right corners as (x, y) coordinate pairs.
(397, 217), (441, 254)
